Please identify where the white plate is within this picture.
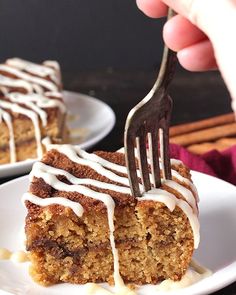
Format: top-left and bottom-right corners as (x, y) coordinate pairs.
(0, 172), (235, 295)
(0, 91), (116, 178)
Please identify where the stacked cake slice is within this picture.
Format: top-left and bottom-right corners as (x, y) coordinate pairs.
(0, 58), (68, 164)
(23, 145), (199, 287)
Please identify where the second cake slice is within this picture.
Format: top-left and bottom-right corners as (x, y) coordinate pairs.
(0, 58), (68, 164)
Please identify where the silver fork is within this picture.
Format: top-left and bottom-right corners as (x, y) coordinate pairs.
(124, 9), (177, 198)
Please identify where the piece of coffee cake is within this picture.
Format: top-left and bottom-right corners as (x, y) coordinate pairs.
(22, 145), (199, 287)
(0, 58), (68, 164)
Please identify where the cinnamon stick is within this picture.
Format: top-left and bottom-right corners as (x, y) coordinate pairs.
(187, 142), (229, 155)
(170, 122), (236, 146)
(216, 137), (236, 146)
(170, 113), (235, 137)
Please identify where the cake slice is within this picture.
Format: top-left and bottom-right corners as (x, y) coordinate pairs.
(0, 58), (68, 164)
(23, 145), (199, 287)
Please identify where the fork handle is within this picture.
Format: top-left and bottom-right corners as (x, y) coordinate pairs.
(154, 8), (177, 93)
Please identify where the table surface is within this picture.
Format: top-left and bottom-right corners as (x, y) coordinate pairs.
(1, 69), (235, 294)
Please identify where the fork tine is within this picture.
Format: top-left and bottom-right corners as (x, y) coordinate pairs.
(148, 126), (161, 188)
(160, 95), (173, 180)
(136, 125), (151, 192)
(159, 127), (171, 180)
(124, 130), (141, 197)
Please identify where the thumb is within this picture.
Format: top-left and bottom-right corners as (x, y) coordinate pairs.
(163, 0), (236, 110)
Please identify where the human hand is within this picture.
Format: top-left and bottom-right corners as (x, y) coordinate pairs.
(136, 0), (236, 111)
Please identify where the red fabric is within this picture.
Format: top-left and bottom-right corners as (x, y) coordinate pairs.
(170, 144), (236, 185)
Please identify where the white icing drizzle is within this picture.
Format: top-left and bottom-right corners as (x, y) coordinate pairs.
(171, 169), (199, 202)
(49, 145), (131, 187)
(6, 58), (60, 85)
(22, 192), (84, 218)
(157, 259), (211, 292)
(0, 74), (33, 93)
(45, 91), (63, 98)
(7, 92), (66, 118)
(78, 148), (145, 191)
(190, 259), (212, 275)
(7, 93), (47, 126)
(0, 64), (58, 92)
(0, 248), (29, 263)
(41, 137), (52, 149)
(157, 270), (205, 292)
(141, 189), (178, 211)
(10, 251), (29, 263)
(43, 60), (60, 71)
(23, 145), (200, 288)
(0, 108), (16, 162)
(170, 158), (183, 166)
(31, 162), (131, 195)
(78, 149), (128, 174)
(0, 100), (43, 158)
(43, 60), (62, 85)
(0, 86), (8, 95)
(163, 180), (198, 213)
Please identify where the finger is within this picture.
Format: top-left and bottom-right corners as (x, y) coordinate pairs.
(162, 0), (199, 21)
(163, 15), (207, 52)
(136, 0), (168, 18)
(162, 0), (236, 34)
(163, 0), (236, 105)
(177, 39), (218, 71)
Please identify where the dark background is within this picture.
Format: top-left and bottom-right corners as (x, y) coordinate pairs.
(0, 0), (231, 123)
(1, 0), (231, 141)
(0, 0), (165, 71)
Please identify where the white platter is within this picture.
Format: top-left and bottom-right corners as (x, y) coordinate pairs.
(0, 172), (235, 294)
(0, 91), (116, 178)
